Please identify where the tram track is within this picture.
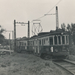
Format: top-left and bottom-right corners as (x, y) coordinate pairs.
(53, 59), (75, 75)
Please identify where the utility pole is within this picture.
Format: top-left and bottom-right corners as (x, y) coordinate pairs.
(14, 20), (16, 52)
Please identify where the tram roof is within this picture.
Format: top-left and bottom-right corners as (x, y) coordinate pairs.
(30, 29), (70, 39)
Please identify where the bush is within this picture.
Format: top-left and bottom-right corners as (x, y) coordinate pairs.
(69, 45), (75, 55)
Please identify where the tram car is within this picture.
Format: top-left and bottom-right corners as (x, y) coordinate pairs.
(16, 29), (71, 59)
(16, 38), (28, 53)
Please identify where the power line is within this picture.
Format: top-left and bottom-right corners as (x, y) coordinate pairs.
(36, 15), (45, 20)
(46, 0), (62, 14)
(31, 0), (62, 21)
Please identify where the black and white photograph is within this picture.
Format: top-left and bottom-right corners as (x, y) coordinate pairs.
(0, 0), (75, 75)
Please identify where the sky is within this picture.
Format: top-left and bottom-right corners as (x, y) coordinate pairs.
(0, 0), (75, 39)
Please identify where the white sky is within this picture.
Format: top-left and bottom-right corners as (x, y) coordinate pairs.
(0, 0), (75, 39)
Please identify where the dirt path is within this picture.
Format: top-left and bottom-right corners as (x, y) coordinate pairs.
(0, 52), (72, 75)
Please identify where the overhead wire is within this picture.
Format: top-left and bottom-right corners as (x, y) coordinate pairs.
(46, 0), (62, 14)
(30, 0), (62, 22)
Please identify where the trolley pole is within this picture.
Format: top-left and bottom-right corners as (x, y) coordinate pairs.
(14, 20), (16, 52)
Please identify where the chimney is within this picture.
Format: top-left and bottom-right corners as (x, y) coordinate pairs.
(56, 6), (59, 30)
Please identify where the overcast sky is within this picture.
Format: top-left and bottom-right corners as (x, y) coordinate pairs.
(0, 0), (75, 39)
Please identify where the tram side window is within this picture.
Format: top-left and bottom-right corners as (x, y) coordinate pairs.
(43, 39), (45, 44)
(18, 42), (19, 45)
(54, 36), (57, 45)
(30, 41), (31, 46)
(42, 39), (43, 45)
(42, 39), (45, 45)
(62, 36), (65, 44)
(31, 41), (33, 45)
(66, 36), (69, 44)
(25, 43), (26, 46)
(18, 42), (19, 46)
(49, 37), (53, 45)
(58, 36), (61, 44)
(22, 42), (24, 46)
(22, 42), (23, 46)
(46, 38), (48, 41)
(30, 41), (31, 45)
(21, 42), (22, 46)
(35, 40), (37, 44)
(33, 41), (34, 45)
(39, 40), (41, 45)
(20, 42), (21, 45)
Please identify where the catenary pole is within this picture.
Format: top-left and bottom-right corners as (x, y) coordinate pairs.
(14, 20), (16, 52)
(12, 31), (14, 50)
(28, 21), (30, 38)
(28, 21), (30, 50)
(9, 33), (10, 50)
(56, 6), (59, 30)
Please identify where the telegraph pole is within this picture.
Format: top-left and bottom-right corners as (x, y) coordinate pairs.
(14, 20), (16, 52)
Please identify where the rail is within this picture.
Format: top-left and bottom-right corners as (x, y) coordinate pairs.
(53, 60), (75, 75)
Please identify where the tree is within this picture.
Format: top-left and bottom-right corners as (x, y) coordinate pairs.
(71, 23), (75, 44)
(66, 23), (75, 45)
(61, 23), (66, 31)
(0, 25), (5, 45)
(67, 24), (71, 31)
